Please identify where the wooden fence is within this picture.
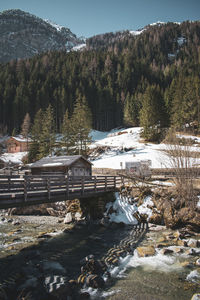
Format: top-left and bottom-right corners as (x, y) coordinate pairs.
(0, 175), (122, 209)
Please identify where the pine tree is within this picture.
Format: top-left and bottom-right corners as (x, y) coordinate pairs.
(123, 93), (139, 127)
(61, 109), (74, 155)
(28, 109), (43, 162)
(38, 105), (55, 158)
(139, 85), (166, 141)
(71, 96), (92, 156)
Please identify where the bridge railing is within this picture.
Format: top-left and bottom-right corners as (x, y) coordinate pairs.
(0, 175), (122, 208)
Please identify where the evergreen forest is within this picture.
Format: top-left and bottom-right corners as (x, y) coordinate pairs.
(0, 21), (200, 138)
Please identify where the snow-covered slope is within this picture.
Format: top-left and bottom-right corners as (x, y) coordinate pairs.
(1, 127), (200, 168)
(90, 127), (200, 169)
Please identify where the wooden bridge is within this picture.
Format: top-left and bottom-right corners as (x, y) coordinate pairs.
(0, 175), (122, 209)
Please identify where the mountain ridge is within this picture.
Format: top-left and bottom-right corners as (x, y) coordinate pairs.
(0, 9), (84, 62)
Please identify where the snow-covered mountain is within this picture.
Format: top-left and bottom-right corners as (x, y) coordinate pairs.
(0, 9), (84, 62)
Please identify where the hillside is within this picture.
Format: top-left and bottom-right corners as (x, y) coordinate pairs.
(1, 127), (200, 170)
(0, 19), (199, 135)
(0, 9), (83, 62)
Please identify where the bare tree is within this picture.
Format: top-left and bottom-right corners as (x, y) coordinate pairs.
(163, 129), (199, 208)
(21, 113), (31, 138)
(21, 113), (31, 150)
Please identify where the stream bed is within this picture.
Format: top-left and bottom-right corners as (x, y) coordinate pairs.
(0, 215), (199, 300)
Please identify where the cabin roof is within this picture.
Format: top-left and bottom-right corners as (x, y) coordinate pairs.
(30, 155), (92, 169)
(7, 136), (32, 143)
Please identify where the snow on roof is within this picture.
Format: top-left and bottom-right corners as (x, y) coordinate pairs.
(30, 155), (92, 168)
(0, 152), (27, 164)
(42, 162), (63, 167)
(8, 136), (32, 143)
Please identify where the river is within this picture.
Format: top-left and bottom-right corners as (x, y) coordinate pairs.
(0, 215), (199, 299)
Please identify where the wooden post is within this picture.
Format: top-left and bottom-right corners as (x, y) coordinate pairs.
(81, 177), (84, 195)
(8, 176), (11, 191)
(66, 176), (69, 199)
(47, 177), (51, 201)
(24, 175), (27, 202)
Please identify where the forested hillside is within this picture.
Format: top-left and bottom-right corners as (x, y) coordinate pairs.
(0, 21), (199, 135)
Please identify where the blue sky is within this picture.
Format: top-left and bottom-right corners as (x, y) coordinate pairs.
(0, 0), (200, 37)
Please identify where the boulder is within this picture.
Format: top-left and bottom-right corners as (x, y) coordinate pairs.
(149, 212), (163, 225)
(180, 261), (193, 268)
(195, 258), (200, 266)
(185, 248), (200, 256)
(157, 242), (171, 248)
(177, 239), (188, 247)
(187, 239), (199, 248)
(12, 220), (20, 225)
(171, 247), (184, 254)
(160, 248), (174, 255)
(136, 246), (155, 257)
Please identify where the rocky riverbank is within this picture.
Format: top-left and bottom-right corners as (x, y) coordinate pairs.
(0, 187), (200, 299)
(105, 224), (200, 300)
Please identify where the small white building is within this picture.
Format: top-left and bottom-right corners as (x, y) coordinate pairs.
(125, 160), (152, 177)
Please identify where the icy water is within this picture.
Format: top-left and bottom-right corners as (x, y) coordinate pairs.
(104, 232), (199, 300)
(0, 217), (199, 300)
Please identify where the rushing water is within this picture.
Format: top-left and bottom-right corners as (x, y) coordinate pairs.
(0, 216), (199, 300)
(103, 231), (200, 300)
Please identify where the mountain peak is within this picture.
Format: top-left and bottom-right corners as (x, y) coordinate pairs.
(0, 9), (83, 62)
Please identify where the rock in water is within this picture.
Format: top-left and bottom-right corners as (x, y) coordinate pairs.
(136, 246), (156, 257)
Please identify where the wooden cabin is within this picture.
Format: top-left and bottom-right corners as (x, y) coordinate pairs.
(30, 155), (92, 176)
(6, 136), (32, 153)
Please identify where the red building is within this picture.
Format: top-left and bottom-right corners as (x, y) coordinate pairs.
(6, 136), (32, 153)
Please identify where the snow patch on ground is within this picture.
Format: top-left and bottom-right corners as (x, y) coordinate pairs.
(1, 126), (200, 169)
(90, 127), (200, 169)
(138, 196), (153, 220)
(106, 193), (154, 225)
(0, 152), (27, 164)
(105, 193), (138, 225)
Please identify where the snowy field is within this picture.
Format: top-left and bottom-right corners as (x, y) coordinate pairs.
(90, 127), (200, 169)
(1, 127), (200, 169)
